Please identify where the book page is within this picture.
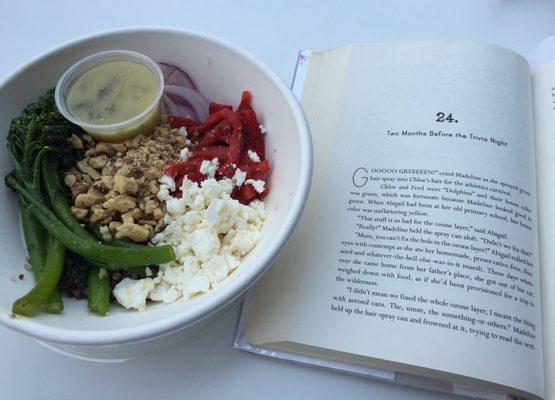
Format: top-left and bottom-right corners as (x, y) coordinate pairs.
(248, 41), (543, 398)
(533, 60), (555, 400)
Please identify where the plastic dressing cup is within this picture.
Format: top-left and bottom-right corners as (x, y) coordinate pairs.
(55, 50), (164, 142)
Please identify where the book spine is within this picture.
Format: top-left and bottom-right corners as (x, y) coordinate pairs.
(291, 50), (312, 99)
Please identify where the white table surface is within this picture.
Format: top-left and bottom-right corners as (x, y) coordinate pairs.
(0, 1), (554, 399)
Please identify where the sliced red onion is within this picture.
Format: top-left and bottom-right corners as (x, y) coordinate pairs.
(164, 85), (209, 121)
(175, 103), (197, 120)
(157, 62), (197, 89)
(162, 94), (179, 116)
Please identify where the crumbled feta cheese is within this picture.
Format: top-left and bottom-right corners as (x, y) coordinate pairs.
(157, 185), (171, 201)
(202, 255), (229, 284)
(206, 198), (242, 233)
(178, 127), (188, 137)
(185, 272), (210, 296)
(179, 147), (191, 161)
(166, 197), (186, 215)
(114, 177), (266, 310)
(230, 230), (260, 256)
(245, 179), (266, 193)
(189, 228), (220, 262)
(149, 281), (181, 303)
(199, 158), (219, 178)
(259, 124), (266, 134)
(145, 266), (153, 277)
(247, 150), (261, 163)
(113, 278), (155, 311)
(232, 168), (247, 187)
(160, 175), (176, 192)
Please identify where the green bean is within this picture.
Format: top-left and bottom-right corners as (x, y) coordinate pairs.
(20, 198), (63, 313)
(45, 290), (63, 314)
(12, 235), (65, 316)
(8, 176), (175, 268)
(20, 200), (46, 277)
(87, 266), (110, 316)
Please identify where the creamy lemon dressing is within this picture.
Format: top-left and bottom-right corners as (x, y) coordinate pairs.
(66, 60), (159, 125)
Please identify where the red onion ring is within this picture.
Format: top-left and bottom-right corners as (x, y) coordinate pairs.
(162, 94), (179, 116)
(164, 85), (209, 121)
(157, 62), (197, 89)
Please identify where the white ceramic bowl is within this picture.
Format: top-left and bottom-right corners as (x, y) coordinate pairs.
(0, 27), (312, 361)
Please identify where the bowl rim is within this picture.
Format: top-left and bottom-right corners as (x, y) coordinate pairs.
(0, 26), (313, 346)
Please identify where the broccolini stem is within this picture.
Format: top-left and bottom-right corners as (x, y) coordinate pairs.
(20, 197), (64, 314)
(87, 267), (110, 316)
(12, 234), (65, 316)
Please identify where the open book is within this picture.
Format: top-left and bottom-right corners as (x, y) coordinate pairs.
(234, 39), (555, 400)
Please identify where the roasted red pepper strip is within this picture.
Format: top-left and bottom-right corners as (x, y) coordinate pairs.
(237, 91), (252, 113)
(165, 91), (269, 204)
(242, 108), (265, 158)
(191, 146), (230, 161)
(246, 159), (271, 180)
(221, 109), (244, 165)
(164, 158), (204, 178)
(167, 115), (200, 129)
(193, 109), (229, 134)
(209, 102), (233, 114)
(196, 120), (231, 148)
(237, 183), (258, 204)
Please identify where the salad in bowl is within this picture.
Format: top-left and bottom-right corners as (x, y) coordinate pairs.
(0, 27), (311, 360)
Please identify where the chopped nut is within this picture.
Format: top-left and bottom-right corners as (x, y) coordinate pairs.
(130, 207), (143, 221)
(116, 223), (150, 242)
(69, 134), (84, 149)
(101, 175), (115, 189)
(65, 124), (188, 242)
(144, 199), (159, 215)
(113, 143), (127, 153)
(95, 142), (115, 155)
(99, 226), (112, 241)
(71, 182), (90, 197)
(81, 134), (95, 148)
(71, 207), (88, 220)
(64, 174), (77, 188)
(103, 195), (136, 213)
(109, 221), (122, 231)
(88, 155), (109, 169)
(75, 188), (105, 208)
(148, 180), (159, 195)
(152, 208), (164, 220)
(144, 168), (162, 180)
(77, 160), (101, 180)
(89, 205), (108, 223)
(155, 219), (165, 233)
(121, 211), (135, 225)
(116, 165), (132, 177)
(113, 175), (138, 194)
(126, 136), (141, 149)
